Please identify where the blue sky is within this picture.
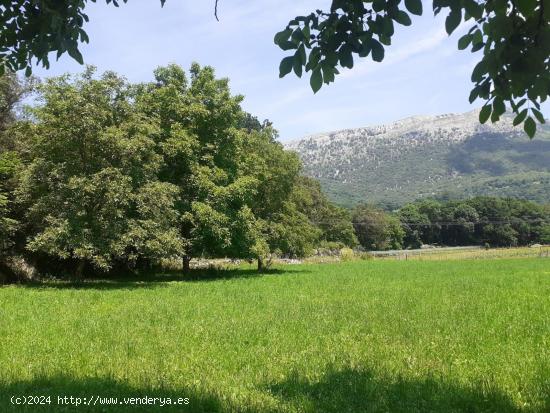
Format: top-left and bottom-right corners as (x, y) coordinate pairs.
(32, 1), (503, 141)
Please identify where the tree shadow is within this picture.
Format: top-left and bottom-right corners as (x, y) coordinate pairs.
(267, 366), (541, 413)
(18, 266), (310, 291)
(0, 374), (260, 413)
(0, 368), (545, 412)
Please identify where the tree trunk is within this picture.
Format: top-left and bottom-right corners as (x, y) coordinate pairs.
(182, 255), (191, 275)
(257, 257), (264, 273)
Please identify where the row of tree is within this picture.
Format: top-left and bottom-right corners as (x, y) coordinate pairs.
(352, 198), (550, 251)
(0, 65), (356, 280)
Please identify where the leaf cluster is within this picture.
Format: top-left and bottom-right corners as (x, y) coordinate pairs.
(276, 0), (549, 136)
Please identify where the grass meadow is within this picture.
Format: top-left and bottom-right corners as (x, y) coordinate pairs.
(0, 258), (549, 412)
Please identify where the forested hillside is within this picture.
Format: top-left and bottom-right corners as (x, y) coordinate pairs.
(286, 111), (550, 208)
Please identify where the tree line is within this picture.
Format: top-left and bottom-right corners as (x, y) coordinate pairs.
(0, 65), (356, 280)
(353, 198), (550, 251)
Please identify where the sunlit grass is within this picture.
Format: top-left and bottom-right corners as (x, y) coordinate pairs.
(373, 246), (550, 261)
(1, 258), (549, 412)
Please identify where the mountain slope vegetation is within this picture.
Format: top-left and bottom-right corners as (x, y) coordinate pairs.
(286, 110), (550, 208)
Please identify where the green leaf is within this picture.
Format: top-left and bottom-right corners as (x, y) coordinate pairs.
(25, 66), (32, 77)
(373, 0), (385, 12)
(472, 30), (483, 45)
(492, 97), (506, 117)
(513, 109), (528, 126)
(532, 108), (546, 124)
(279, 56), (294, 78)
(471, 41), (484, 52)
(306, 47), (321, 71)
(463, 0), (483, 19)
(533, 76), (548, 99)
(310, 68), (323, 93)
(322, 64), (335, 84)
(524, 116), (536, 138)
(471, 60), (487, 82)
(394, 10), (412, 26)
(68, 47), (84, 65)
(339, 46), (354, 69)
(358, 39), (371, 57)
(479, 105), (491, 124)
(293, 58), (303, 77)
(445, 9), (462, 34)
(274, 28), (292, 44)
(516, 0), (538, 17)
(405, 0), (423, 15)
(370, 39), (384, 62)
(379, 34), (392, 45)
(291, 28), (304, 43)
(382, 16), (394, 37)
(457, 34), (471, 50)
(296, 44), (307, 65)
(469, 86), (479, 103)
(302, 25), (311, 42)
(515, 98), (527, 108)
(278, 40), (298, 51)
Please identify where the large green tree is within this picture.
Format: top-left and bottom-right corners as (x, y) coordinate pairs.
(292, 176), (357, 248)
(237, 121), (321, 269)
(353, 204), (403, 250)
(134, 63), (328, 271)
(18, 69), (183, 275)
(134, 63), (263, 271)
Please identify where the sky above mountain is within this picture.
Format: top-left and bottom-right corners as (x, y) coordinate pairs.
(31, 0), (548, 141)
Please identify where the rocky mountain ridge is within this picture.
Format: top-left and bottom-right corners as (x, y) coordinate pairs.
(285, 110), (550, 207)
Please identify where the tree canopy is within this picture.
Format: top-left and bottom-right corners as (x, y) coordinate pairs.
(275, 0), (549, 137)
(0, 1), (547, 137)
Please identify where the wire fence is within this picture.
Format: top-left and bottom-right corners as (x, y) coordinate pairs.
(370, 245), (550, 261)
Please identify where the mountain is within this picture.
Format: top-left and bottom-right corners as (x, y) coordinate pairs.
(285, 110), (550, 208)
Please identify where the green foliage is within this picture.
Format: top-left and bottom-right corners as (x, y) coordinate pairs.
(2, 0), (547, 137)
(292, 176), (357, 248)
(0, 191), (17, 254)
(267, 201), (320, 258)
(353, 204), (403, 250)
(540, 223), (550, 244)
(397, 196), (550, 248)
(0, 0), (168, 76)
(276, 0), (549, 136)
(0, 71), (36, 134)
(18, 69), (182, 272)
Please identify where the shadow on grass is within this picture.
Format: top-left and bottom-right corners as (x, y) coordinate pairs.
(19, 267), (310, 291)
(0, 375), (252, 413)
(267, 366), (540, 413)
(1, 367), (542, 413)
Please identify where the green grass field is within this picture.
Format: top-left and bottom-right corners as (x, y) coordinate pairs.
(1, 259), (549, 412)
